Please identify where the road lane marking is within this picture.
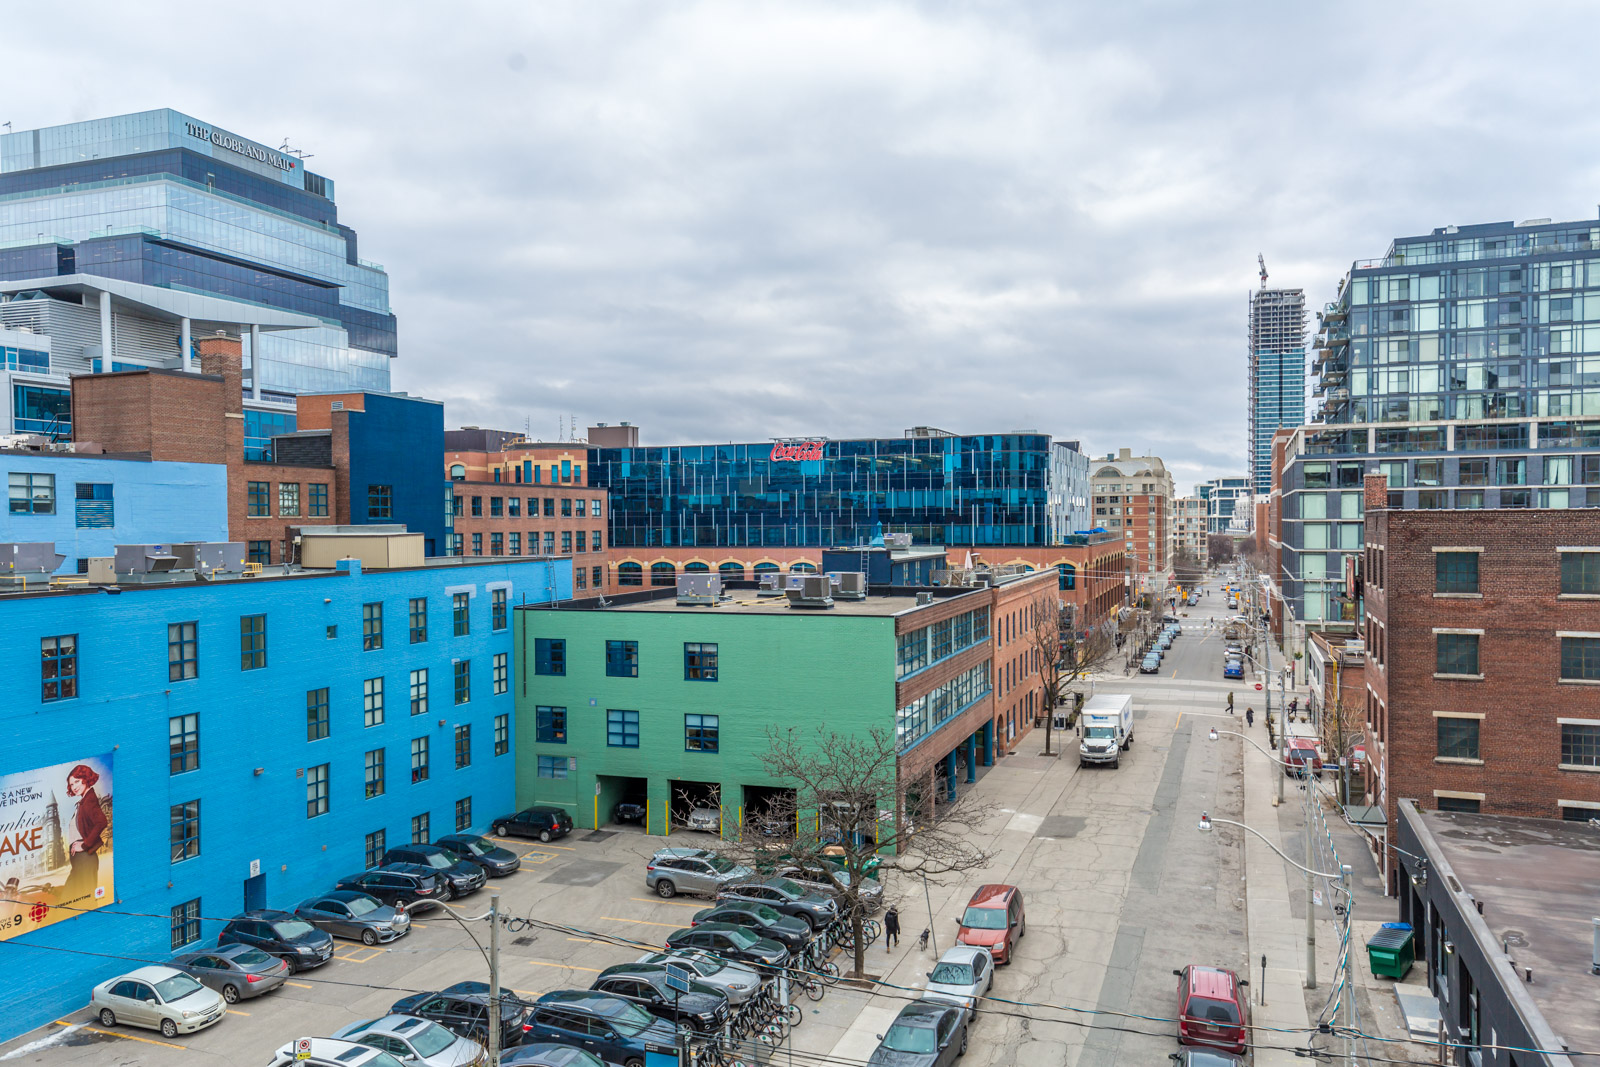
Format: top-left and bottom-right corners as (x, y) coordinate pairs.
(629, 897), (703, 908)
(1176, 713), (1183, 729)
(602, 916), (682, 928)
(286, 980), (314, 989)
(226, 1009), (250, 1016)
(528, 960), (604, 973)
(51, 1020), (184, 1050)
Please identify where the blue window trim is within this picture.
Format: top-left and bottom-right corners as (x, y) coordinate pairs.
(606, 640), (639, 678)
(685, 714), (719, 752)
(896, 606), (991, 682)
(536, 705), (567, 744)
(535, 638), (566, 676)
(684, 642), (718, 681)
(607, 709), (640, 748)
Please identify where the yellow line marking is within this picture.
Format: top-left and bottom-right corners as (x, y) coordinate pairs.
(226, 1009), (251, 1016)
(490, 837), (576, 851)
(529, 960), (603, 973)
(52, 1019), (185, 1050)
(629, 897), (703, 908)
(409, 922), (428, 928)
(286, 980), (314, 989)
(568, 936), (604, 943)
(1176, 713), (1184, 730)
(602, 916), (683, 928)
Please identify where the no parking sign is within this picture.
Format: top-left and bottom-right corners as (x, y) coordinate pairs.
(295, 1038), (312, 1061)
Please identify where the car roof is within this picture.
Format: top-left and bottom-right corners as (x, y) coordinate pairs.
(652, 847), (716, 860)
(437, 833), (485, 845)
(272, 1038), (396, 1066)
(237, 909), (298, 922)
(319, 889), (381, 903)
(391, 842), (450, 854)
(1185, 965), (1239, 1000)
(599, 963), (666, 979)
(338, 1014), (441, 1039)
(965, 884), (1016, 908)
(120, 965), (185, 982)
(538, 990), (634, 1015)
(893, 1002), (955, 1026)
(934, 946), (991, 966)
(521, 805), (565, 814)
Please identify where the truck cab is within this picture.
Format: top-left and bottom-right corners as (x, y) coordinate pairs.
(1077, 694), (1135, 768)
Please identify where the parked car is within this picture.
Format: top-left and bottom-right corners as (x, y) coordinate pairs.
(683, 806), (721, 833)
(170, 943), (289, 1003)
(634, 950), (763, 1005)
(692, 900), (812, 952)
(295, 890), (411, 945)
(1168, 1051), (1246, 1067)
(646, 847), (753, 899)
(503, 1045), (608, 1067)
(590, 963), (730, 1032)
(90, 965), (226, 1038)
(268, 1038), (408, 1067)
(954, 885), (1025, 964)
(867, 1001), (969, 1067)
(716, 876), (838, 929)
(435, 833), (522, 877)
(665, 922), (790, 971)
(1140, 653), (1163, 674)
(337, 864), (446, 911)
(381, 843), (487, 900)
(613, 800), (648, 825)
(920, 945), (994, 1009)
(493, 806), (574, 842)
(390, 982), (536, 1048)
(771, 863), (884, 911)
(332, 1014), (485, 1067)
(1175, 965), (1249, 1055)
(1222, 659), (1244, 680)
(217, 909), (334, 974)
(1282, 739), (1322, 778)
(526, 990), (679, 1067)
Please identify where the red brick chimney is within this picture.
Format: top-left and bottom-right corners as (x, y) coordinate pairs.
(197, 334), (246, 465)
(70, 335), (233, 463)
(1364, 472), (1389, 510)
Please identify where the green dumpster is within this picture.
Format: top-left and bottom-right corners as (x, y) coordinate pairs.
(1367, 923), (1415, 979)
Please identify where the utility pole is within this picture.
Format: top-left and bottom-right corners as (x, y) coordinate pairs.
(1341, 864), (1355, 1067)
(1304, 797), (1317, 990)
(488, 893), (501, 1067)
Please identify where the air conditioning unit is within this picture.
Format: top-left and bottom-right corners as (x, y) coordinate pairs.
(831, 571), (868, 600)
(676, 573), (722, 606)
(785, 574), (835, 609)
(757, 573), (785, 597)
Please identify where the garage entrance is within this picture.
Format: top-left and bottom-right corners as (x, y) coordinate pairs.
(741, 785), (796, 839)
(669, 779), (722, 830)
(597, 774), (649, 831)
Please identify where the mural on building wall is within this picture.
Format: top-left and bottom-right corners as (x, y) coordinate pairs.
(0, 753), (114, 940)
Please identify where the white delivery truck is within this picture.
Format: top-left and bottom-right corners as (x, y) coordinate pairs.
(1078, 693), (1135, 768)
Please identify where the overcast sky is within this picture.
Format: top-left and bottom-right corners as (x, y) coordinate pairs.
(10, 2), (1600, 493)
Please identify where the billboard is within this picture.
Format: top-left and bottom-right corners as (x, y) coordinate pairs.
(0, 753), (114, 940)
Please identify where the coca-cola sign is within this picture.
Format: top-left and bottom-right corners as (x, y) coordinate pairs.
(770, 441), (825, 462)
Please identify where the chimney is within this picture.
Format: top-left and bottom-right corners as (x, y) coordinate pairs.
(1364, 472), (1389, 510)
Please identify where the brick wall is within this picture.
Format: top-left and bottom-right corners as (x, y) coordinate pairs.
(71, 368), (228, 464)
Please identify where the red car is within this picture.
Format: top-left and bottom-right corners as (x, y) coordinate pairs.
(1174, 964), (1249, 1054)
(1282, 739), (1322, 778)
(954, 885), (1025, 964)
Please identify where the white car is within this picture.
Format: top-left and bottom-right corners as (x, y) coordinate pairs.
(90, 965), (226, 1038)
(920, 945), (994, 1008)
(635, 949), (763, 1004)
(268, 1038), (409, 1067)
(332, 1014), (485, 1066)
(685, 806), (721, 833)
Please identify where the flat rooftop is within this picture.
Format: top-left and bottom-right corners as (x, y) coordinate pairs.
(526, 584), (981, 618)
(1417, 810), (1600, 1053)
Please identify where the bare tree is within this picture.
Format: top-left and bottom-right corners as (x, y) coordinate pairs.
(1171, 548), (1205, 587)
(1027, 592), (1118, 755)
(691, 726), (994, 979)
(1207, 534), (1237, 565)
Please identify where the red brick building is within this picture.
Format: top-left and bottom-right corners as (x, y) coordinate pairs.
(1362, 472), (1600, 887)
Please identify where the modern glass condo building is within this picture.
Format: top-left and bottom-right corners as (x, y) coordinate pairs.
(589, 431), (1061, 549)
(1275, 217), (1600, 638)
(1249, 287), (1307, 495)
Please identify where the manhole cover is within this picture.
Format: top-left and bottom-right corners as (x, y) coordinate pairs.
(1502, 931), (1527, 947)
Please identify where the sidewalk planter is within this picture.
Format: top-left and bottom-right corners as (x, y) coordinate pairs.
(1366, 924), (1415, 979)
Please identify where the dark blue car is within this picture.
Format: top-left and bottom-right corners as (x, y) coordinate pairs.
(1223, 658), (1244, 679)
(526, 990), (677, 1067)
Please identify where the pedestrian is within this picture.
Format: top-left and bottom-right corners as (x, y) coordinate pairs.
(1246, 706), (1255, 728)
(884, 905), (901, 950)
(1226, 691), (1234, 714)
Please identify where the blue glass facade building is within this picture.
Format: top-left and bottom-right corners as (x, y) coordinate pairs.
(589, 433), (1061, 549)
(1249, 287), (1307, 495)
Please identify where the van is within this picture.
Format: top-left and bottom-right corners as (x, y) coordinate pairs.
(955, 885), (1025, 964)
(1078, 693), (1135, 768)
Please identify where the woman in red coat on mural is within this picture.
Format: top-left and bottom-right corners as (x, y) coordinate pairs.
(63, 764), (107, 905)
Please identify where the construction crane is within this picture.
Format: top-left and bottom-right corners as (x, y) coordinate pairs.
(1258, 253), (1268, 288)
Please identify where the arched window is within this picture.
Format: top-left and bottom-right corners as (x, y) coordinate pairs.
(650, 562), (677, 586)
(1057, 563), (1076, 591)
(684, 561), (710, 573)
(618, 562), (643, 586)
(790, 562), (817, 573)
(449, 464), (466, 481)
(719, 562), (746, 581)
(754, 562), (780, 574)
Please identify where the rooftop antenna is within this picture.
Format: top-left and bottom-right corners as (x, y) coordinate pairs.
(570, 413), (577, 441)
(2, 122), (11, 133)
(1257, 253), (1268, 288)
(278, 138), (314, 160)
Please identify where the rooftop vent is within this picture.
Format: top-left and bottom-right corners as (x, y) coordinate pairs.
(676, 573), (722, 606)
(830, 571), (867, 600)
(0, 542), (66, 589)
(916, 591), (935, 606)
(786, 574), (835, 610)
(114, 543), (183, 582)
(757, 573), (785, 597)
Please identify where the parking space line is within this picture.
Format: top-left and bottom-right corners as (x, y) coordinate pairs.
(52, 1020), (184, 1050)
(601, 916), (682, 928)
(567, 936), (605, 944)
(226, 1009), (250, 1016)
(628, 897), (703, 909)
(285, 980), (314, 989)
(489, 837), (576, 851)
(519, 850), (556, 863)
(528, 960), (603, 973)
(334, 946), (385, 963)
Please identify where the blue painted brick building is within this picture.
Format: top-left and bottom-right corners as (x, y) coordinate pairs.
(0, 549), (571, 1042)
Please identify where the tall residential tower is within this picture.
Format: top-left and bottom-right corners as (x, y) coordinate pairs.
(1249, 282), (1308, 495)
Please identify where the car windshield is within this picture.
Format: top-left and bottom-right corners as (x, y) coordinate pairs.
(723, 927), (760, 948)
(750, 904), (782, 922)
(407, 1021), (458, 1057)
(1188, 996), (1241, 1025)
(458, 837), (492, 856)
(960, 906), (1007, 930)
(154, 973), (205, 1002)
(346, 896), (382, 917)
(770, 878), (807, 897)
(881, 1022), (937, 1054)
(675, 952), (722, 975)
(610, 1001), (658, 1036)
(929, 962), (974, 985)
(419, 853), (454, 869)
(1085, 726), (1116, 739)
(270, 920), (317, 940)
(232, 948), (273, 967)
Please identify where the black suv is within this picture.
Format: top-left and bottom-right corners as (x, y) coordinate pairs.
(217, 909), (334, 974)
(435, 833), (522, 877)
(527, 991), (678, 1067)
(493, 806), (573, 842)
(716, 876), (838, 930)
(613, 801), (647, 825)
(381, 844), (486, 899)
(590, 964), (729, 1033)
(390, 981), (535, 1048)
(336, 863), (444, 909)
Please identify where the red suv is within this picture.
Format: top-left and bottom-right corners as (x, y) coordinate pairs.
(1174, 964), (1249, 1054)
(955, 885), (1025, 964)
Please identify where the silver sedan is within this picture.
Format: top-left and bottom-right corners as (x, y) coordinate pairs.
(635, 949), (763, 1005)
(295, 890), (411, 945)
(332, 1014), (485, 1067)
(170, 944), (289, 1003)
(920, 945), (994, 1009)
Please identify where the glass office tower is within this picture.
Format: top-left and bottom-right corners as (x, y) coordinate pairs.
(1250, 287), (1307, 495)
(590, 432), (1057, 548)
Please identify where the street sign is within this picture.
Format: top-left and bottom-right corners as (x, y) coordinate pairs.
(249, 859), (261, 878)
(663, 962), (693, 994)
(1254, 683), (1263, 691)
(294, 1037), (312, 1061)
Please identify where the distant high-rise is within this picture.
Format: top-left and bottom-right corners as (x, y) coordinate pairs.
(1249, 284), (1307, 494)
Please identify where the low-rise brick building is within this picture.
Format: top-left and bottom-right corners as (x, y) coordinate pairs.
(1362, 472), (1600, 888)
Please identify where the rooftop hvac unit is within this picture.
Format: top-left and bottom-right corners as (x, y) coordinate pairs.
(0, 542), (65, 589)
(916, 591), (935, 606)
(786, 574), (835, 610)
(172, 542), (247, 575)
(676, 573), (723, 606)
(757, 573), (785, 597)
(830, 571), (868, 600)
(885, 533), (913, 548)
(114, 544), (183, 581)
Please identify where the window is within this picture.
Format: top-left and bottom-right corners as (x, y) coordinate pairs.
(544, 498), (556, 517)
(247, 480), (270, 517)
(543, 531), (555, 553)
(535, 638), (566, 675)
(411, 737), (430, 783)
(606, 640), (638, 677)
(362, 602), (384, 650)
(537, 706), (567, 743)
(492, 588), (508, 630)
(8, 472), (55, 515)
(509, 497), (521, 517)
(455, 797), (472, 832)
(1436, 796), (1480, 814)
(74, 482), (113, 528)
(562, 531), (573, 554)
(1561, 552), (1600, 595)
(171, 899), (202, 950)
(41, 635), (77, 702)
(897, 629), (929, 677)
(365, 748), (385, 798)
(364, 677), (385, 727)
(454, 724), (471, 769)
(169, 713), (199, 774)
(452, 660), (471, 704)
(1436, 717), (1480, 760)
(495, 714), (510, 756)
(411, 812), (430, 844)
(509, 532), (521, 556)
(493, 652), (508, 694)
(592, 566), (603, 588)
(685, 714), (720, 752)
(1458, 459), (1489, 486)
(618, 562), (643, 586)
(1560, 637), (1600, 681)
(453, 592), (470, 635)
(470, 496), (483, 517)
(368, 484), (393, 520)
(490, 532), (503, 555)
(306, 763), (329, 818)
(170, 800), (200, 862)
(306, 688), (330, 741)
(490, 496), (503, 518)
(248, 540), (271, 565)
(1435, 553), (1479, 594)
(1561, 722), (1600, 767)
(684, 642), (719, 681)
(168, 622), (198, 681)
(409, 668), (428, 715)
(607, 709), (640, 748)
(409, 597), (428, 642)
(308, 483), (329, 517)
(537, 755), (568, 778)
(576, 531), (587, 553)
(278, 483), (300, 517)
(239, 614), (267, 670)
(1435, 633), (1481, 676)
(561, 498), (573, 517)
(593, 529), (604, 551)
(364, 830), (386, 869)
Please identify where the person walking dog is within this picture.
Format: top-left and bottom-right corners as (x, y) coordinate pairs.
(884, 905), (901, 950)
